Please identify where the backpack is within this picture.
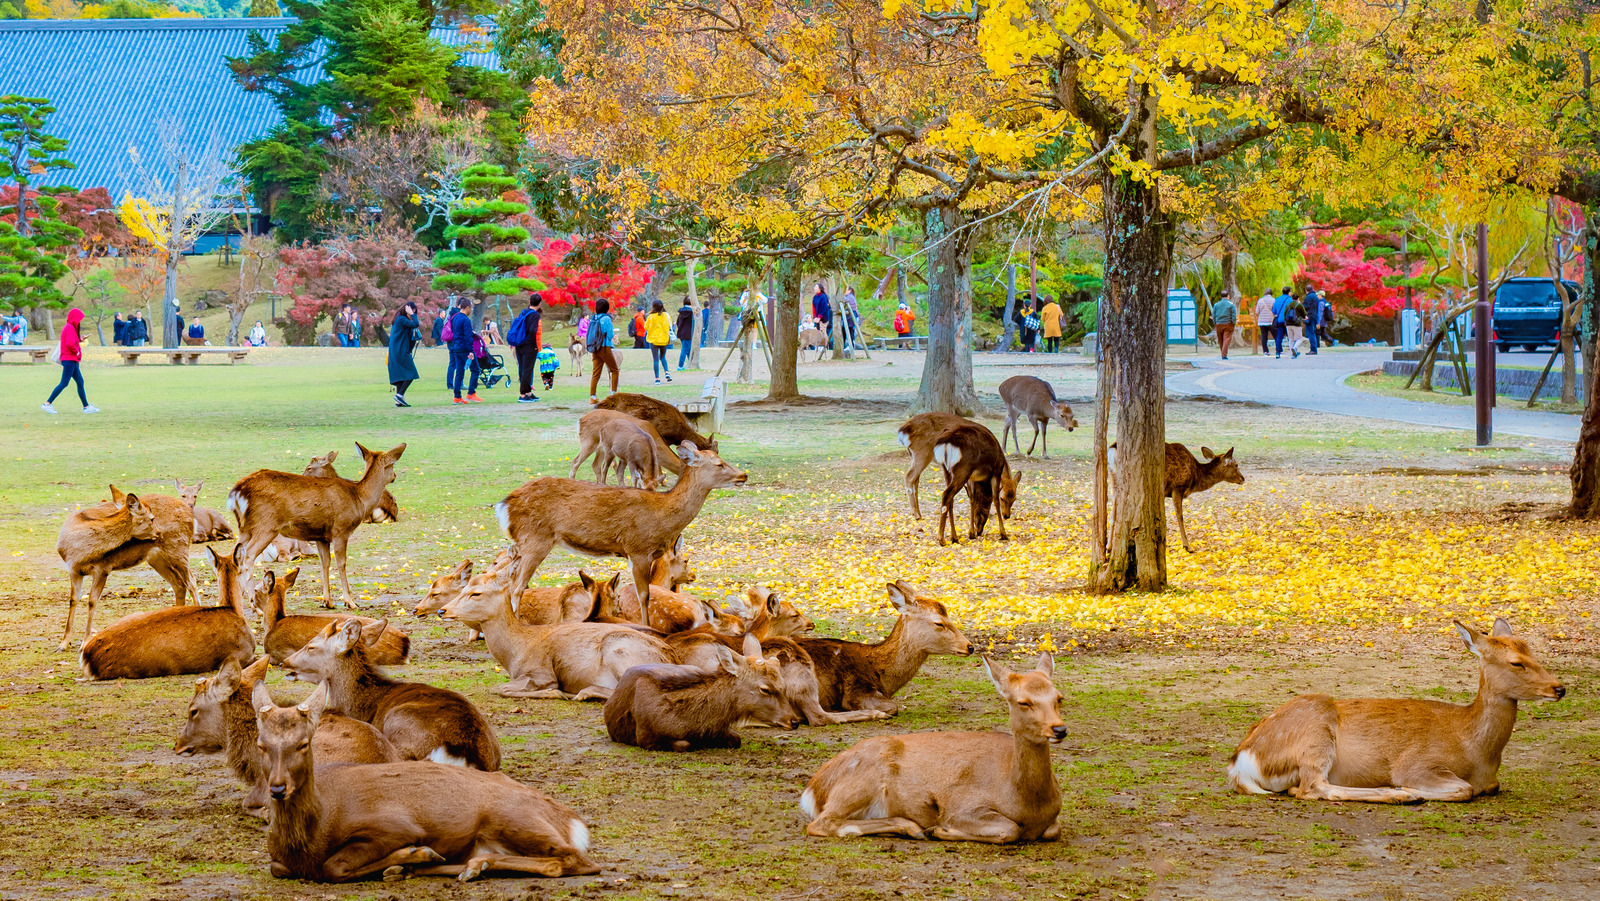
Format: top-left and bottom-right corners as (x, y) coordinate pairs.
(586, 315), (606, 352)
(441, 315), (454, 343)
(1284, 302), (1304, 327)
(1024, 313), (1041, 331)
(506, 310), (531, 347)
(627, 315), (638, 338)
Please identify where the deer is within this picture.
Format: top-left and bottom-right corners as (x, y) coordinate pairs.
(495, 445), (747, 623)
(173, 655), (399, 818)
(603, 634), (801, 751)
(798, 326), (828, 362)
(56, 486), (196, 650)
(932, 423), (1020, 546)
(283, 618), (501, 770)
(595, 392), (718, 450)
(1110, 442), (1244, 553)
(696, 586), (813, 639)
(79, 545), (256, 681)
(794, 580), (973, 715)
(437, 559), (676, 700)
(998, 375), (1078, 457)
(571, 409), (684, 486)
(176, 480), (234, 543)
(595, 418), (663, 489)
(302, 450), (401, 524)
(229, 442), (406, 610)
(611, 537), (696, 622)
(255, 536), (317, 567)
(256, 568), (410, 667)
(801, 653), (1066, 842)
(253, 681), (600, 882)
(896, 412), (978, 520)
(569, 332), (586, 376)
(1227, 618), (1565, 804)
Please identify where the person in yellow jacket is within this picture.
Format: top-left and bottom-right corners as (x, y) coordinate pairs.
(645, 299), (674, 384)
(1039, 296), (1064, 352)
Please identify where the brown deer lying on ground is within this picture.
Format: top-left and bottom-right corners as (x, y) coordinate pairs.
(794, 581), (972, 715)
(1111, 442), (1244, 553)
(933, 423), (1020, 545)
(998, 375), (1078, 457)
(699, 586), (813, 638)
(1228, 618), (1564, 804)
(896, 412), (977, 520)
(230, 442), (406, 609)
(79, 546), (255, 681)
(284, 619), (500, 769)
(604, 634), (800, 751)
(56, 486), (196, 650)
(595, 392), (718, 450)
(571, 410), (683, 485)
(611, 538), (695, 621)
(255, 536), (317, 567)
(495, 445), (746, 621)
(254, 682), (599, 882)
(173, 656), (399, 818)
(256, 568), (410, 667)
(177, 480), (234, 542)
(303, 450), (401, 524)
(802, 653), (1065, 842)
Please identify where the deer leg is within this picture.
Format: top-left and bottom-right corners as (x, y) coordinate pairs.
(509, 537), (555, 591)
(1040, 421), (1049, 458)
(331, 534), (362, 610)
(313, 541), (334, 608)
(149, 552), (191, 606)
(1390, 769), (1477, 802)
(497, 673), (573, 699)
(1172, 493), (1194, 553)
(930, 812), (1022, 844)
(1001, 415), (1014, 454)
(905, 457), (927, 520)
(448, 855), (568, 881)
(813, 816), (929, 840)
(324, 843), (445, 882)
(570, 437), (597, 479)
(60, 570), (84, 651)
(993, 476), (1008, 541)
(1027, 420), (1040, 456)
(80, 570), (110, 647)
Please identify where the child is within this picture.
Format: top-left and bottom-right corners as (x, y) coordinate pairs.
(537, 343), (561, 390)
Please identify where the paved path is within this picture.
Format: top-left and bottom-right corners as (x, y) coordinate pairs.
(1163, 348), (1581, 443)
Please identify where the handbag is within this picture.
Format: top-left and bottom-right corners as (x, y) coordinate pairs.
(441, 316), (454, 343)
(48, 345), (60, 364)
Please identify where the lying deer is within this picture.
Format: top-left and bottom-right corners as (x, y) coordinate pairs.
(896, 412), (977, 520)
(255, 536), (317, 567)
(611, 537), (696, 622)
(495, 445), (747, 622)
(604, 635), (800, 751)
(1110, 442), (1244, 553)
(1228, 618), (1564, 804)
(79, 545), (255, 681)
(571, 409), (683, 486)
(230, 442), (406, 609)
(998, 375), (1077, 457)
(283, 619), (501, 770)
(254, 682), (599, 882)
(595, 392), (718, 450)
(256, 568), (410, 667)
(303, 450), (401, 524)
(794, 580), (972, 715)
(802, 653), (1065, 842)
(933, 423), (1020, 545)
(174, 656), (399, 818)
(177, 480), (234, 543)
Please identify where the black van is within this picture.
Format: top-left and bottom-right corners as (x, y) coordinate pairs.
(1493, 277), (1580, 353)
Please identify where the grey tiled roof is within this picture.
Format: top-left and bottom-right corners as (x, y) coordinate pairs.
(0, 17), (500, 202)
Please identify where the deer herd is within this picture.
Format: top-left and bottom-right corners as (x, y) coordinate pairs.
(45, 383), (1565, 882)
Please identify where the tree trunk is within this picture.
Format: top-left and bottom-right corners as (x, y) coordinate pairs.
(228, 303), (246, 346)
(1561, 330), (1578, 404)
(641, 264), (673, 312)
(767, 258), (803, 400)
(686, 259), (703, 369)
(1090, 171), (1173, 593)
(910, 202), (979, 416)
(163, 253), (180, 348)
(1000, 263), (1018, 351)
(1584, 210), (1600, 382)
(1221, 245), (1239, 302)
(1569, 211), (1600, 517)
(708, 292), (724, 351)
(895, 266), (907, 308)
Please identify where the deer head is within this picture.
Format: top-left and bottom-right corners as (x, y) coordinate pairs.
(1052, 402), (1078, 432)
(175, 480), (202, 506)
(1199, 447), (1245, 486)
(254, 680), (329, 803)
(1455, 618), (1565, 702)
(719, 634), (800, 730)
(984, 653), (1067, 744)
(415, 559), (472, 617)
(676, 445), (747, 488)
(887, 580), (973, 656)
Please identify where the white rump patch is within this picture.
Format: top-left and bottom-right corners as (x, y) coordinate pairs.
(226, 491), (246, 518)
(799, 788), (817, 818)
(895, 428), (911, 448)
(568, 818), (591, 852)
(427, 747), (467, 767)
(1227, 749), (1278, 795)
(932, 444), (960, 469)
(1106, 445), (1117, 468)
(493, 502), (512, 539)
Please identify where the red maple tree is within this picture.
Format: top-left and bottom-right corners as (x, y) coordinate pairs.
(1298, 227), (1418, 316)
(516, 236), (652, 311)
(275, 229), (447, 344)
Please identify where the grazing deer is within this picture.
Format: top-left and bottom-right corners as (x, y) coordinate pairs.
(571, 410), (684, 485)
(176, 480), (234, 543)
(1111, 442), (1243, 553)
(254, 682), (599, 882)
(998, 375), (1078, 457)
(801, 653), (1065, 842)
(438, 561), (675, 700)
(794, 581), (972, 715)
(256, 568), (410, 667)
(283, 619), (500, 770)
(896, 412), (977, 520)
(1228, 618), (1565, 804)
(302, 450), (401, 524)
(79, 546), (256, 681)
(495, 445), (747, 622)
(55, 491), (162, 650)
(932, 423), (1020, 545)
(174, 656), (399, 818)
(229, 442), (406, 610)
(604, 634), (800, 751)
(595, 392), (718, 450)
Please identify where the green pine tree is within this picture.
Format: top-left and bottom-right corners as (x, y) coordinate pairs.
(0, 95), (74, 239)
(431, 164), (542, 321)
(0, 192), (80, 312)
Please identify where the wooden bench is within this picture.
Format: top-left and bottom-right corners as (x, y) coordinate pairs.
(677, 377), (726, 436)
(0, 346), (51, 363)
(874, 335), (927, 351)
(119, 346), (252, 365)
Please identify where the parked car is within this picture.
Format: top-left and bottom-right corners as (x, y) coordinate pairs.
(1493, 277), (1581, 353)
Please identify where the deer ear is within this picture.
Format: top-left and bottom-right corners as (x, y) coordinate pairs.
(263, 571), (275, 593)
(359, 619), (388, 646)
(284, 568), (299, 589)
(1491, 617), (1514, 637)
(110, 484), (126, 504)
(606, 572), (621, 591)
(125, 494), (142, 512)
(326, 450), (338, 464)
(355, 442), (374, 460)
(207, 545), (223, 567)
(215, 657), (242, 691)
(1201, 446), (1215, 460)
(387, 443), (406, 460)
(1224, 447), (1235, 458)
(1035, 652), (1054, 678)
(982, 656), (1012, 694)
(297, 682), (329, 721)
(251, 679), (275, 717)
(713, 643), (739, 675)
(578, 570), (595, 591)
(764, 590), (781, 618)
(331, 619), (362, 654)
(1012, 470), (1023, 486)
(1454, 621), (1483, 657)
(677, 444), (698, 464)
(742, 632), (762, 660)
(242, 655), (271, 685)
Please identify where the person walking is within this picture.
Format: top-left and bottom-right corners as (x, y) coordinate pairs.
(1020, 299), (1041, 352)
(446, 298), (481, 404)
(42, 308), (98, 414)
(248, 320), (267, 347)
(675, 298), (695, 371)
(841, 286), (860, 350)
(1039, 295), (1064, 353)
(630, 307), (648, 350)
(587, 297), (620, 403)
(1270, 286), (1294, 358)
(1211, 291), (1237, 360)
(508, 293), (543, 403)
(1282, 291), (1307, 359)
(645, 299), (673, 384)
(812, 282), (832, 345)
(348, 306), (363, 347)
(1253, 290), (1275, 354)
(537, 342), (561, 390)
(1303, 287), (1324, 355)
(387, 302), (422, 407)
(112, 312), (126, 347)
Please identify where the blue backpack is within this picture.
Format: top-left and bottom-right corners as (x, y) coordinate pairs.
(506, 309), (533, 347)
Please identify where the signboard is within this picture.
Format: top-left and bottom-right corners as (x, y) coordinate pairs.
(1166, 290), (1197, 344)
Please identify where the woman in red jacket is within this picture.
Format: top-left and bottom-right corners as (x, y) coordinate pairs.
(42, 308), (99, 414)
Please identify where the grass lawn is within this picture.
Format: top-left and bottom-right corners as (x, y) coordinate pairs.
(1347, 371), (1587, 415)
(0, 348), (1596, 899)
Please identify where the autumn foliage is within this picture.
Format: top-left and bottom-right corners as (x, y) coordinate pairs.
(516, 236), (652, 310)
(275, 229), (446, 344)
(1299, 228), (1416, 317)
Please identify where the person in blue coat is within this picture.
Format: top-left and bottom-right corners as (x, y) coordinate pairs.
(447, 298), (480, 403)
(388, 302), (422, 407)
(1271, 286), (1293, 358)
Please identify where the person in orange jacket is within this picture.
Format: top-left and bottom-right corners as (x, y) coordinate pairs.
(893, 302), (916, 338)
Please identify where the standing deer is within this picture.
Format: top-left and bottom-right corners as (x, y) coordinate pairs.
(571, 409), (684, 485)
(569, 332), (586, 376)
(302, 450), (401, 524)
(932, 423), (1020, 545)
(229, 442), (406, 610)
(495, 445), (746, 622)
(603, 634), (800, 751)
(595, 392), (718, 450)
(801, 653), (1065, 842)
(1110, 442), (1243, 553)
(895, 412), (977, 520)
(595, 418), (663, 489)
(176, 480), (234, 542)
(55, 491), (163, 650)
(998, 375), (1078, 457)
(254, 682), (599, 882)
(1228, 618), (1564, 804)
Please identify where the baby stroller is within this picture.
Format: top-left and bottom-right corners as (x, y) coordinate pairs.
(473, 336), (509, 389)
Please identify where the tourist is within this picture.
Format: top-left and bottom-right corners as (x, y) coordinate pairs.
(646, 299), (673, 384)
(446, 298), (481, 404)
(112, 313), (126, 346)
(248, 320), (267, 347)
(631, 307), (648, 350)
(431, 310), (445, 347)
(812, 282), (832, 343)
(1211, 291), (1237, 360)
(1304, 287), (1325, 355)
(1020, 299), (1041, 353)
(482, 319), (503, 345)
(1039, 295), (1063, 353)
(893, 302), (915, 340)
(537, 342), (561, 390)
(1271, 286), (1295, 358)
(675, 298), (695, 371)
(348, 305), (363, 347)
(41, 308), (98, 415)
(841, 286), (860, 349)
(187, 318), (205, 343)
(1282, 290), (1306, 359)
(388, 302), (422, 408)
(508, 293), (543, 403)
(1254, 290), (1275, 354)
(587, 297), (620, 403)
